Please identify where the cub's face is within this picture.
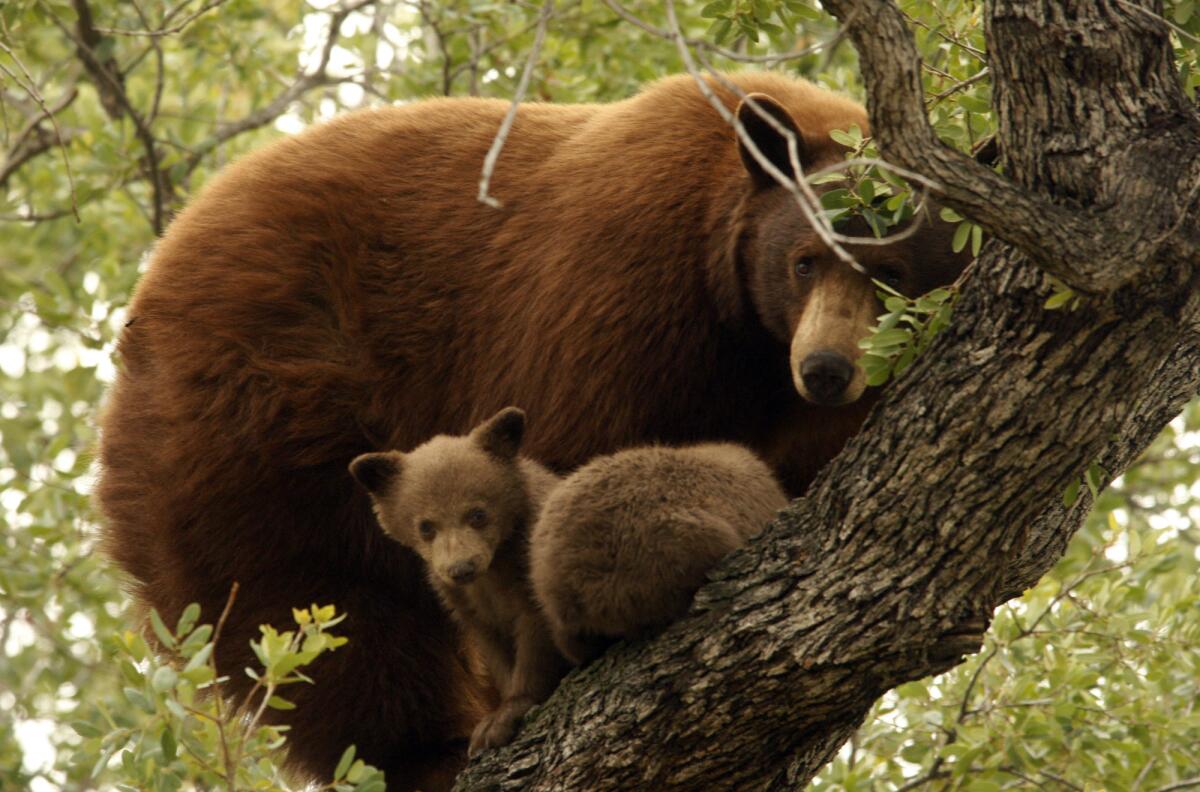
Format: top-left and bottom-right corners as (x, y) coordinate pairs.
(731, 93), (970, 406)
(350, 408), (529, 589)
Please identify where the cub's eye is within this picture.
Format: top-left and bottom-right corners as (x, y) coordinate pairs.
(880, 268), (904, 289)
(465, 508), (488, 529)
(417, 520), (436, 540)
(793, 257), (815, 278)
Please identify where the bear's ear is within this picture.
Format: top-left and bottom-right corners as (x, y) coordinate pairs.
(736, 93), (806, 190)
(349, 451), (404, 494)
(472, 407), (526, 461)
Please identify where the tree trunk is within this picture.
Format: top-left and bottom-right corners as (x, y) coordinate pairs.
(455, 2), (1200, 788)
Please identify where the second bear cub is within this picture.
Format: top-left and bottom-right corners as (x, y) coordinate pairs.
(349, 408), (567, 756)
(530, 444), (789, 665)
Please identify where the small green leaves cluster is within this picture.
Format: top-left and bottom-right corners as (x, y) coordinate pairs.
(699, 0), (822, 46)
(1166, 0), (1200, 98)
(938, 206), (984, 257)
(814, 125), (919, 239)
(1062, 460), (1109, 509)
(858, 283), (957, 386)
(1043, 275), (1083, 311)
(69, 602), (382, 792)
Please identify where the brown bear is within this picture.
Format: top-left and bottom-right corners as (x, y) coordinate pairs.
(530, 442), (788, 665)
(348, 408), (569, 757)
(96, 71), (968, 789)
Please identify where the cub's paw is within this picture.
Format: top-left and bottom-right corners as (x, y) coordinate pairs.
(468, 710), (519, 757)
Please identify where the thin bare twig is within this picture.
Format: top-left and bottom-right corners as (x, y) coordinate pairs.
(41, 0), (170, 231)
(209, 581), (240, 785)
(477, 0), (552, 208)
(928, 67), (990, 106)
(128, 0), (166, 127)
(94, 0), (230, 37)
(1116, 0), (1200, 45)
(0, 44), (80, 220)
(182, 0), (377, 175)
(415, 0), (454, 96)
(1155, 779), (1200, 792)
(604, 0), (831, 65)
(903, 11), (986, 61)
(664, 2), (886, 274)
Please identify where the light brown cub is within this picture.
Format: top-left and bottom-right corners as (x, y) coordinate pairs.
(530, 444), (788, 665)
(349, 408), (568, 756)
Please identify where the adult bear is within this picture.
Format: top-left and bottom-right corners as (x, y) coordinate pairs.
(96, 71), (966, 789)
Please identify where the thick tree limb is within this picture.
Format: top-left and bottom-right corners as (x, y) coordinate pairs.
(455, 3), (1200, 789)
(820, 0), (1200, 296)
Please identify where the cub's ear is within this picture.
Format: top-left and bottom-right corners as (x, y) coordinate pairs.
(349, 452), (404, 494)
(736, 93), (806, 190)
(472, 407), (526, 460)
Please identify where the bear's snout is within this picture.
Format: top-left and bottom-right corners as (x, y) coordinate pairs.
(447, 559), (478, 584)
(800, 351), (855, 405)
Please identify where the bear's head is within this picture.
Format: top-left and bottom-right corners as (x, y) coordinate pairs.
(725, 93), (969, 407)
(349, 407), (531, 589)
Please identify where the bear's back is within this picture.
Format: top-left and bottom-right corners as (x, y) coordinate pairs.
(530, 444), (787, 652)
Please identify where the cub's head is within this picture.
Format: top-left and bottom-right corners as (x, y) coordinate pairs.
(349, 407), (530, 588)
(726, 93), (969, 406)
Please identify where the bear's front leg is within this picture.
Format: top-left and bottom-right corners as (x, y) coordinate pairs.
(468, 613), (569, 756)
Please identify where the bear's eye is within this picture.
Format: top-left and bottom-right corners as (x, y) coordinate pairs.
(793, 257), (815, 278)
(465, 508), (488, 529)
(880, 268), (904, 289)
(417, 520), (437, 540)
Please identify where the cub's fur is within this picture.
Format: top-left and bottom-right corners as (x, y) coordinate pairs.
(530, 444), (788, 664)
(349, 408), (568, 756)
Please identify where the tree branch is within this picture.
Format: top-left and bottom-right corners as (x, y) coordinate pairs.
(454, 6), (1200, 780)
(819, 0), (1200, 295)
(477, 0), (552, 209)
(181, 0), (377, 176)
(40, 0), (170, 231)
(0, 86), (78, 190)
(0, 48), (80, 219)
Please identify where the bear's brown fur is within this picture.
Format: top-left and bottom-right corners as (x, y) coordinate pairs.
(349, 408), (568, 757)
(530, 443), (788, 664)
(96, 71), (967, 787)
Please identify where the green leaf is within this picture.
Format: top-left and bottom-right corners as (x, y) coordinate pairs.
(71, 719), (102, 738)
(150, 609), (177, 650)
(267, 695), (296, 710)
(176, 603), (201, 637)
(335, 744), (357, 780)
(160, 728), (177, 762)
(1063, 477), (1082, 508)
(952, 220), (971, 253)
(1045, 289), (1075, 310)
(151, 666), (178, 692)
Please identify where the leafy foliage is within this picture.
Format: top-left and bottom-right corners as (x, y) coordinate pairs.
(2, 0), (1198, 790)
(68, 601), (383, 791)
(858, 283), (957, 387)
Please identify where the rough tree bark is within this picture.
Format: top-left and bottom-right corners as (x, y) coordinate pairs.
(455, 2), (1200, 789)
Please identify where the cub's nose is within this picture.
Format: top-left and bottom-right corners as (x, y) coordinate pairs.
(447, 560), (477, 584)
(800, 351), (855, 405)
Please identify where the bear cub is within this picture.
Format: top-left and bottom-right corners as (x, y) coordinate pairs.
(531, 443), (789, 665)
(349, 408), (568, 756)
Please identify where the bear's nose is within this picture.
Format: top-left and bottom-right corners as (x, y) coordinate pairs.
(800, 351), (855, 405)
(447, 560), (477, 584)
